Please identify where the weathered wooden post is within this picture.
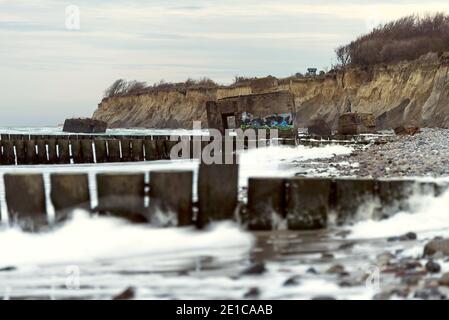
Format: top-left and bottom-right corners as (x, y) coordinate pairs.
(14, 140), (26, 165)
(106, 139), (121, 162)
(36, 140), (47, 164)
(156, 139), (166, 159)
(144, 139), (158, 161)
(1, 140), (15, 165)
(131, 139), (144, 161)
(50, 173), (90, 222)
(149, 170), (193, 226)
(80, 139), (94, 163)
(287, 178), (331, 230)
(70, 139), (83, 163)
(333, 178), (376, 225)
(197, 164), (238, 227)
(96, 173), (147, 222)
(94, 139), (107, 163)
(164, 140), (178, 160)
(25, 140), (37, 164)
(120, 139), (131, 161)
(247, 178), (286, 230)
(47, 138), (58, 164)
(4, 174), (47, 231)
(57, 139), (70, 164)
(377, 179), (414, 219)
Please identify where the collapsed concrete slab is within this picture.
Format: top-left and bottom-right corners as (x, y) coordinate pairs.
(307, 118), (332, 136)
(338, 113), (376, 135)
(63, 118), (107, 133)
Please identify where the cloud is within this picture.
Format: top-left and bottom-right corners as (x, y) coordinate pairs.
(1, 0), (449, 125)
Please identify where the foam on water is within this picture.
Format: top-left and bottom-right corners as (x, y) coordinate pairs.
(0, 210), (255, 268)
(349, 188), (449, 239)
(238, 144), (352, 186)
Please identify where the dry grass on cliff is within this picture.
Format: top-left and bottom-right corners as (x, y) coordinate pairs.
(336, 13), (449, 67)
(104, 78), (218, 98)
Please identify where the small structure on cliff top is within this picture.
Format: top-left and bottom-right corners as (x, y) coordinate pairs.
(206, 91), (296, 135)
(63, 118), (107, 133)
(338, 113), (376, 135)
(307, 68), (317, 76)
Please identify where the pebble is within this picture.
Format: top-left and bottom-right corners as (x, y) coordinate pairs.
(241, 262), (266, 276)
(326, 264), (345, 274)
(283, 275), (301, 287)
(425, 260), (441, 273)
(243, 287), (260, 298)
(112, 287), (136, 300)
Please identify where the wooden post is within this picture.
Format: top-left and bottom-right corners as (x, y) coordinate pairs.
(106, 139), (121, 162)
(50, 173), (90, 222)
(36, 140), (47, 164)
(377, 179), (414, 218)
(14, 140), (26, 165)
(156, 139), (166, 159)
(149, 170), (193, 226)
(197, 164), (238, 227)
(334, 179), (376, 225)
(96, 173), (147, 222)
(47, 139), (58, 164)
(25, 140), (37, 164)
(1, 140), (15, 165)
(120, 139), (131, 161)
(164, 140), (179, 160)
(80, 139), (94, 163)
(247, 178), (286, 230)
(70, 140), (83, 163)
(131, 139), (144, 161)
(94, 139), (107, 163)
(144, 140), (158, 161)
(287, 178), (331, 230)
(57, 139), (71, 164)
(4, 174), (47, 231)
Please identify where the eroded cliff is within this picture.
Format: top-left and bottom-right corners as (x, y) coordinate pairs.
(93, 54), (449, 129)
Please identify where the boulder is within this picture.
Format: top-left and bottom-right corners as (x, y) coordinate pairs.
(394, 125), (420, 135)
(423, 238), (449, 257)
(63, 118), (107, 133)
(307, 118), (331, 136)
(338, 113), (376, 135)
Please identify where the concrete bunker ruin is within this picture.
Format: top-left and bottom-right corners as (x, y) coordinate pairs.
(206, 91), (296, 134)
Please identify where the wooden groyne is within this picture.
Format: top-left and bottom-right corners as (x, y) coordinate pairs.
(0, 165), (446, 231)
(0, 132), (395, 165)
(0, 134), (299, 165)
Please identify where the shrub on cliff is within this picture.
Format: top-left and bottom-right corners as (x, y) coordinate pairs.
(104, 77), (218, 98)
(104, 79), (147, 98)
(336, 13), (449, 67)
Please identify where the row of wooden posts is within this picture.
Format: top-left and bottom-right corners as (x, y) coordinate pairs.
(0, 136), (299, 166)
(1, 164), (445, 231)
(0, 137), (191, 165)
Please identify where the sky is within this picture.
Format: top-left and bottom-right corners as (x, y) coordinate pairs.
(1, 0), (449, 126)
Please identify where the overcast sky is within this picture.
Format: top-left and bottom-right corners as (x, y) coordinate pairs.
(1, 0), (448, 126)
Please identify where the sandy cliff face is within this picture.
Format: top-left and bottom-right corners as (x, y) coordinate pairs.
(93, 56), (449, 129)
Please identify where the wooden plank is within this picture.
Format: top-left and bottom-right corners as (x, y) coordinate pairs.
(149, 170), (193, 226)
(197, 164), (238, 227)
(4, 174), (47, 231)
(96, 173), (147, 222)
(247, 178), (286, 230)
(50, 173), (90, 222)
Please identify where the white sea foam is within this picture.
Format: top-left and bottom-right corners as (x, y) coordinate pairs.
(0, 210), (255, 268)
(238, 144), (352, 186)
(349, 189), (449, 239)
